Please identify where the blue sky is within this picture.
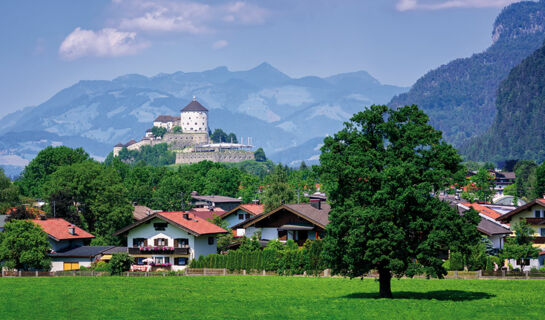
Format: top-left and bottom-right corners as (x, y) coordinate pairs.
(0, 0), (524, 118)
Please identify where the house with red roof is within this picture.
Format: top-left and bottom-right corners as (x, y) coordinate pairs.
(31, 218), (95, 253)
(114, 211), (228, 271)
(220, 204), (264, 229)
(458, 203), (511, 252)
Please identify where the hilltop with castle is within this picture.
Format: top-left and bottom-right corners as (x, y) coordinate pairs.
(113, 98), (255, 164)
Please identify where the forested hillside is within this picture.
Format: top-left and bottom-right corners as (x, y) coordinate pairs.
(389, 0), (545, 147)
(461, 41), (545, 163)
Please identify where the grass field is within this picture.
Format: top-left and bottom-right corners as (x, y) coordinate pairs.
(0, 276), (543, 319)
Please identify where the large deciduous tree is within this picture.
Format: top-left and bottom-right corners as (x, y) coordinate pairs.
(320, 105), (480, 298)
(261, 164), (295, 212)
(0, 220), (51, 271)
(16, 146), (89, 197)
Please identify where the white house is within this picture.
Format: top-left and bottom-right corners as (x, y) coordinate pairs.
(114, 211), (228, 271)
(220, 204), (264, 229)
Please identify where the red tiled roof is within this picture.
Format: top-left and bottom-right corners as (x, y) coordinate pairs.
(220, 204), (263, 219)
(6, 206), (45, 218)
(158, 212), (226, 235)
(190, 209), (225, 221)
(462, 202), (502, 220)
(114, 211), (228, 237)
(30, 218), (95, 241)
(239, 204), (264, 215)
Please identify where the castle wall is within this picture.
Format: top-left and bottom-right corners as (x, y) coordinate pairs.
(181, 111), (208, 134)
(164, 133), (208, 149)
(176, 151), (255, 165)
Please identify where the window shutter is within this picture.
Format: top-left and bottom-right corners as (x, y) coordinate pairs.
(132, 239), (137, 248)
(144, 239), (148, 246)
(174, 239), (179, 248)
(154, 238), (158, 246)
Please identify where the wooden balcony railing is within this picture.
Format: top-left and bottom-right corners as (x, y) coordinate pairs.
(128, 247), (189, 255)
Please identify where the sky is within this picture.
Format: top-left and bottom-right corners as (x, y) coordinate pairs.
(0, 0), (525, 118)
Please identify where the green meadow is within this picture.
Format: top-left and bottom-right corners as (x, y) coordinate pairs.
(0, 276), (542, 319)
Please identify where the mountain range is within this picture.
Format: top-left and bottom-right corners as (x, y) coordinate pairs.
(389, 0), (545, 148)
(0, 63), (408, 176)
(461, 39), (545, 163)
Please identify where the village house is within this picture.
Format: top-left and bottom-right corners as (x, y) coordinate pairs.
(113, 211), (228, 271)
(49, 246), (126, 272)
(496, 198), (545, 269)
(31, 218), (95, 253)
(458, 202), (511, 252)
(190, 192), (242, 212)
(220, 204), (264, 229)
(233, 200), (330, 246)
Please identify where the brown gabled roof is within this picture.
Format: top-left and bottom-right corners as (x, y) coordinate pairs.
(154, 115), (177, 122)
(495, 172), (516, 180)
(233, 202), (330, 230)
(114, 143), (124, 148)
(497, 199), (545, 222)
(114, 211), (227, 237)
(477, 218), (511, 236)
(220, 204), (264, 219)
(181, 100), (208, 112)
(125, 139), (137, 147)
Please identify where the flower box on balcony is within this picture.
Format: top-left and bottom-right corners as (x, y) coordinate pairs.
(139, 246), (174, 252)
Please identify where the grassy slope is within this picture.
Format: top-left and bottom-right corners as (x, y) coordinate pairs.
(0, 276), (543, 319)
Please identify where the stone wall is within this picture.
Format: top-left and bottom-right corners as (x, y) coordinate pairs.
(176, 150), (255, 164)
(164, 133), (208, 149)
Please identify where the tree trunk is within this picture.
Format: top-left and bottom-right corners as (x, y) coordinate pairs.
(378, 268), (393, 298)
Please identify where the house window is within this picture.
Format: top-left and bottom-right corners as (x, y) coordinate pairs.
(136, 257), (146, 265)
(541, 228), (545, 237)
(154, 223), (167, 231)
(208, 237), (214, 245)
(174, 238), (189, 248)
(155, 238), (168, 246)
(174, 257), (188, 265)
(164, 257), (170, 264)
(238, 213), (244, 220)
(132, 238), (146, 247)
(155, 257), (164, 264)
(245, 213), (251, 219)
(534, 210), (543, 218)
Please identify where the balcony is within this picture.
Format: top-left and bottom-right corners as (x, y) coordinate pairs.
(523, 218), (545, 225)
(533, 237), (545, 244)
(128, 246), (189, 255)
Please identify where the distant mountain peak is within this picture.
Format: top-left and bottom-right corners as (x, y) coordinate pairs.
(492, 0), (545, 43)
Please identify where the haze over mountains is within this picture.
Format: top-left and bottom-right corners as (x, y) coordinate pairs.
(2, 0), (545, 176)
(0, 63), (407, 176)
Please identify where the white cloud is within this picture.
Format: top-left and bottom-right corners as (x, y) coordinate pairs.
(396, 0), (524, 11)
(212, 40), (229, 49)
(59, 27), (148, 59)
(116, 0), (268, 34)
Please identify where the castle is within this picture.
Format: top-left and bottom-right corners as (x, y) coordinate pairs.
(113, 98), (255, 164)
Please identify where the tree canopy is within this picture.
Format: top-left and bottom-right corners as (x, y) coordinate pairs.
(16, 146), (89, 197)
(320, 104), (480, 298)
(0, 220), (51, 271)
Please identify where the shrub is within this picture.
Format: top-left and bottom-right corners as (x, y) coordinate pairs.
(93, 261), (109, 272)
(108, 253), (133, 275)
(449, 252), (464, 271)
(442, 259), (450, 271)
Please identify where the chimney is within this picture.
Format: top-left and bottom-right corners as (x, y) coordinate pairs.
(183, 213), (190, 220)
(310, 199), (321, 210)
(252, 199), (260, 205)
(68, 225), (75, 235)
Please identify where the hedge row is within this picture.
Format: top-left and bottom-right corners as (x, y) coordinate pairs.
(190, 240), (326, 276)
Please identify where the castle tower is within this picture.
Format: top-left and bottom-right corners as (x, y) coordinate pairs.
(180, 97), (208, 134)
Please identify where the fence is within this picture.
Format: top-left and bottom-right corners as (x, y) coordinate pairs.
(2, 268), (545, 279)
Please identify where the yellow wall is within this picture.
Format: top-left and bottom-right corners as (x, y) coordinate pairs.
(509, 204), (545, 249)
